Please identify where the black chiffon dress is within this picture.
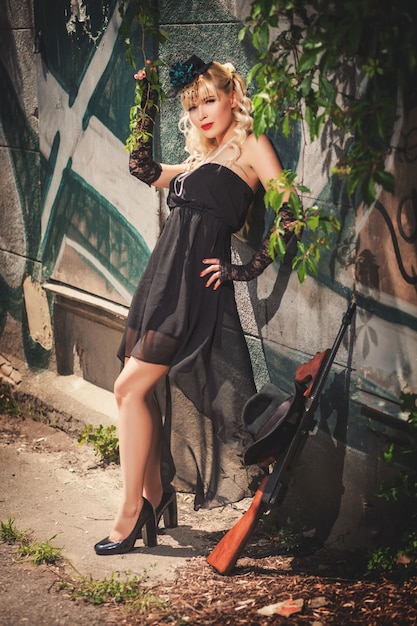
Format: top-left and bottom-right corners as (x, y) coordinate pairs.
(117, 162), (260, 509)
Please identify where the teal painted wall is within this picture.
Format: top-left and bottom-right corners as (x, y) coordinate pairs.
(36, 0), (153, 302)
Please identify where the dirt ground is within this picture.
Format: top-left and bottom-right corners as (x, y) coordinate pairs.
(1, 413), (417, 625)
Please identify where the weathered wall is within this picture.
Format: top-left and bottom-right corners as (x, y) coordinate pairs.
(0, 0), (44, 368)
(1, 0), (416, 548)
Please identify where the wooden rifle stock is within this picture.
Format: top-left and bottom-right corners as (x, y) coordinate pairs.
(207, 301), (356, 575)
(206, 475), (269, 575)
(296, 349), (330, 396)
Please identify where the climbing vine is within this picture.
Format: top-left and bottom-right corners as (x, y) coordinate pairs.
(118, 0), (167, 151)
(240, 0), (417, 206)
(265, 170), (339, 282)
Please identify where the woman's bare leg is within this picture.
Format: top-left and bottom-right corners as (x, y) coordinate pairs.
(109, 357), (169, 542)
(142, 392), (164, 509)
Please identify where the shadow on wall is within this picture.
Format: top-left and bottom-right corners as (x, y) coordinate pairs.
(0, 1), (46, 369)
(263, 300), (356, 545)
(270, 368), (353, 545)
(0, 1), (25, 86)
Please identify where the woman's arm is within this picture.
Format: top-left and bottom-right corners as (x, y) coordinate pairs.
(201, 202), (296, 289)
(243, 133), (291, 197)
(129, 77), (184, 189)
(200, 134), (298, 289)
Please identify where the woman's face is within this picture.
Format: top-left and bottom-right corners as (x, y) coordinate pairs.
(188, 88), (236, 144)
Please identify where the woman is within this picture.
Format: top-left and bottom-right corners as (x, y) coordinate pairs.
(94, 56), (295, 555)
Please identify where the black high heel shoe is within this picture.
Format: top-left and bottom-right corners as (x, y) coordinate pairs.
(155, 489), (178, 529)
(94, 498), (157, 555)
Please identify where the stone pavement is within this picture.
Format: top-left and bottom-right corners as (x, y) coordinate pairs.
(0, 360), (249, 584)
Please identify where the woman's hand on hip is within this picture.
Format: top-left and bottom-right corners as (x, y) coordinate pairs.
(200, 258), (223, 290)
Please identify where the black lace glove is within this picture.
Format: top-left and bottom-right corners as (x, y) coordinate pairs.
(220, 202), (296, 282)
(129, 80), (162, 186)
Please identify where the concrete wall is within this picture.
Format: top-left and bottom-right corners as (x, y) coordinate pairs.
(1, 0), (416, 548)
(0, 0), (43, 365)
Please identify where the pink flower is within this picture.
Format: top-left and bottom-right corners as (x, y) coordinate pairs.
(134, 69), (146, 81)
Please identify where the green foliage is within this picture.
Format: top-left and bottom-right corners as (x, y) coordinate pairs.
(379, 392), (417, 503)
(265, 170), (340, 282)
(125, 60), (166, 153)
(65, 570), (162, 611)
(118, 0), (168, 152)
(367, 392), (417, 579)
(1, 517), (161, 611)
(1, 516), (63, 565)
(0, 383), (49, 424)
(18, 534), (63, 565)
(367, 546), (394, 574)
(261, 509), (307, 552)
(0, 383), (23, 416)
(0, 516), (30, 544)
(367, 532), (417, 580)
(242, 0), (417, 206)
(78, 424), (120, 465)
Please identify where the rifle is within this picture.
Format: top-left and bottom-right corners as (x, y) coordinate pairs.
(207, 300), (356, 575)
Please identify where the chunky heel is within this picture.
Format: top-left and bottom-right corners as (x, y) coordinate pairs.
(163, 493), (178, 528)
(94, 498), (157, 555)
(156, 490), (178, 529)
(142, 513), (157, 547)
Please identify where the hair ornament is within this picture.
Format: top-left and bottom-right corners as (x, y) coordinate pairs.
(222, 62), (236, 77)
(169, 62), (194, 89)
(168, 55), (213, 96)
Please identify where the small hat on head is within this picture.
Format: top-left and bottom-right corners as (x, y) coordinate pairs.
(168, 55), (213, 96)
(242, 382), (306, 466)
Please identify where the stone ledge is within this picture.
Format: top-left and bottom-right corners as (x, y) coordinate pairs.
(0, 353), (117, 438)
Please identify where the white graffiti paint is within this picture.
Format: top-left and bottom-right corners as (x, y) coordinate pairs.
(38, 7), (159, 251)
(66, 0), (109, 43)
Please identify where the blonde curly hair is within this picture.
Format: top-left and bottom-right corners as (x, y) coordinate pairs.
(178, 62), (253, 166)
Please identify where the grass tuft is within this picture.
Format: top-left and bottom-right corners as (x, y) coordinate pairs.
(18, 533), (63, 565)
(64, 570), (163, 611)
(0, 384), (22, 416)
(1, 517), (163, 614)
(0, 516), (30, 544)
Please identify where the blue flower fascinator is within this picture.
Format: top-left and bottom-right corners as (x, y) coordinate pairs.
(168, 55), (213, 96)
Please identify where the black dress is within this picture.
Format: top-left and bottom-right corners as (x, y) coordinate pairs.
(117, 162), (258, 509)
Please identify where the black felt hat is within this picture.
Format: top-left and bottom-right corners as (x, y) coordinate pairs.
(168, 55), (213, 96)
(242, 382), (306, 466)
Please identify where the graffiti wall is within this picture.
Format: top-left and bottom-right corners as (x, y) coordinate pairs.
(354, 107), (417, 404)
(1, 0), (417, 545)
(36, 0), (158, 303)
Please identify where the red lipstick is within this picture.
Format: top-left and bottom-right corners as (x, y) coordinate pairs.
(201, 123), (213, 131)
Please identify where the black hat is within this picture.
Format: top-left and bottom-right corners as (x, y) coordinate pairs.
(242, 382), (306, 466)
(168, 55), (213, 96)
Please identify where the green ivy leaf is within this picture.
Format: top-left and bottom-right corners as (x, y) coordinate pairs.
(306, 214), (320, 231)
(246, 62), (263, 85)
(373, 169), (395, 193)
(257, 21), (270, 50)
(298, 50), (319, 72)
(361, 175), (377, 206)
(304, 263), (315, 281)
(282, 113), (290, 137)
(238, 25), (249, 43)
(296, 259), (307, 283)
